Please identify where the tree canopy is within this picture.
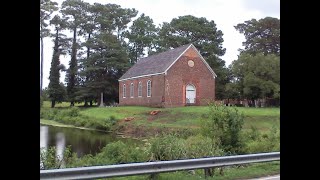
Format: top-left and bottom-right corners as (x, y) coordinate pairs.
(234, 17), (280, 56)
(229, 53), (280, 101)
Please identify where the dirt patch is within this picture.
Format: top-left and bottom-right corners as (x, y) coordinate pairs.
(115, 120), (179, 138)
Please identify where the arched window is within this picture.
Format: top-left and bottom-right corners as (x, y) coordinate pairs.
(147, 80), (151, 97)
(138, 82), (142, 97)
(122, 84), (126, 98)
(130, 83), (134, 98)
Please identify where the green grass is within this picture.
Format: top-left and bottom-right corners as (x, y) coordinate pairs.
(103, 161), (279, 180)
(41, 102), (279, 133)
(40, 119), (74, 127)
(40, 119), (102, 131)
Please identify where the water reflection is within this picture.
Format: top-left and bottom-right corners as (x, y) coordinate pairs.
(56, 132), (65, 167)
(40, 125), (139, 158)
(40, 126), (48, 149)
(40, 126), (48, 169)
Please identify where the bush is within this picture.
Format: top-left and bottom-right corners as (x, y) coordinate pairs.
(149, 134), (187, 161)
(40, 146), (76, 170)
(98, 141), (147, 164)
(200, 103), (244, 154)
(242, 126), (280, 153)
(63, 107), (80, 117)
(185, 134), (224, 158)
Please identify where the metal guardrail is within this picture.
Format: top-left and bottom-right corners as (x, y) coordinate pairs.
(40, 152), (280, 180)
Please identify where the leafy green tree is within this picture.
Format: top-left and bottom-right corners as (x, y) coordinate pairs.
(230, 53), (280, 106)
(61, 0), (89, 106)
(125, 13), (157, 64)
(40, 0), (58, 95)
(157, 15), (229, 99)
(48, 15), (68, 108)
(235, 17), (280, 56)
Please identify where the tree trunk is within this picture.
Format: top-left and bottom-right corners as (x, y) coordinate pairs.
(99, 92), (104, 107)
(261, 98), (266, 108)
(254, 99), (258, 108)
(51, 100), (55, 108)
(40, 36), (44, 96)
(84, 100), (88, 107)
(90, 100), (93, 106)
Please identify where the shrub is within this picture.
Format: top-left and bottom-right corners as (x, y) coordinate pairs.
(40, 146), (76, 170)
(200, 103), (244, 154)
(63, 107), (80, 117)
(242, 125), (280, 153)
(149, 133), (187, 161)
(185, 134), (224, 158)
(98, 141), (147, 164)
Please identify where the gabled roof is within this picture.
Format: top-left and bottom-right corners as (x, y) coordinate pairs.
(119, 43), (217, 81)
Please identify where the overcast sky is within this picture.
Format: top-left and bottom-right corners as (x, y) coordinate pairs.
(41, 0), (280, 89)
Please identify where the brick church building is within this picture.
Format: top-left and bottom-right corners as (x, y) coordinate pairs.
(118, 43), (216, 107)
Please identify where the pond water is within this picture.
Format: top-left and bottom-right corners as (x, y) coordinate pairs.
(40, 125), (139, 158)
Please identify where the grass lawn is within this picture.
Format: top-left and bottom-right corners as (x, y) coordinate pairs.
(80, 106), (279, 132)
(41, 101), (279, 133)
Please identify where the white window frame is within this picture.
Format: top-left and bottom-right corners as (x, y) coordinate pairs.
(130, 83), (134, 98)
(138, 81), (142, 97)
(147, 80), (151, 97)
(123, 84), (126, 98)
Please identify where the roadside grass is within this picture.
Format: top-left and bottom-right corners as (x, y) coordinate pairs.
(105, 161), (279, 180)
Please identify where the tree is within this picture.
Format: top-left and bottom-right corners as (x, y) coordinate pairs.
(229, 53), (280, 107)
(125, 13), (157, 64)
(82, 33), (129, 107)
(75, 3), (136, 105)
(61, 0), (88, 106)
(156, 15), (229, 99)
(40, 0), (58, 95)
(48, 15), (68, 108)
(234, 17), (280, 56)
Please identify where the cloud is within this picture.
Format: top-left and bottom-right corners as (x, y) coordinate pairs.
(241, 0), (280, 17)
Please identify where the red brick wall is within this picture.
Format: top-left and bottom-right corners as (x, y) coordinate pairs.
(118, 46), (215, 107)
(164, 47), (215, 107)
(119, 75), (165, 107)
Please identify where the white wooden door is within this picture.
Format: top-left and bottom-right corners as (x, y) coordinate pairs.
(186, 84), (196, 104)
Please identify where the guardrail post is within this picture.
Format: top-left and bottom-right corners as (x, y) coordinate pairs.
(149, 173), (158, 180)
(204, 168), (213, 179)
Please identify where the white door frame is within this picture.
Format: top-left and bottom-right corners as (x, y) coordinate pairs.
(186, 84), (196, 104)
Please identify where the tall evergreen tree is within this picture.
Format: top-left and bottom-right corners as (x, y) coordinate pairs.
(83, 33), (129, 106)
(40, 0), (58, 95)
(76, 3), (136, 105)
(48, 15), (68, 108)
(61, 0), (88, 106)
